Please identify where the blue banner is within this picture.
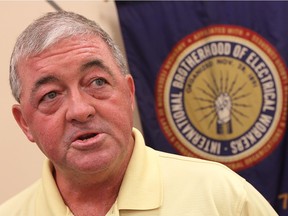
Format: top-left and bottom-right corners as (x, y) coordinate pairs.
(116, 2), (288, 214)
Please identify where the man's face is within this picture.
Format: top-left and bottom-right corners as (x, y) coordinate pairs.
(13, 35), (135, 176)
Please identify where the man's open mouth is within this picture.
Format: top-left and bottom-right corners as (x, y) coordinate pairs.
(77, 133), (97, 141)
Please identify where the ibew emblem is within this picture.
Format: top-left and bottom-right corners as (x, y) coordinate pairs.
(156, 25), (287, 171)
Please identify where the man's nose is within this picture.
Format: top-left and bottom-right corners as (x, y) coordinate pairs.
(66, 91), (96, 123)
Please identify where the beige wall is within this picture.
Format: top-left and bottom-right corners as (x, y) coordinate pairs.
(0, 1), (142, 204)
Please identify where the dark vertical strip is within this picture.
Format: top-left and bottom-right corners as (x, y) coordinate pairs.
(46, 0), (63, 11)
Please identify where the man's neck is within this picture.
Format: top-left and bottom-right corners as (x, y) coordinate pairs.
(54, 163), (127, 216)
(53, 152), (132, 216)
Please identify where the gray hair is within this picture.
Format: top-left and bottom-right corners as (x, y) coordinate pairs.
(10, 11), (128, 103)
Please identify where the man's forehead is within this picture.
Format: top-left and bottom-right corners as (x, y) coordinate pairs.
(16, 34), (116, 87)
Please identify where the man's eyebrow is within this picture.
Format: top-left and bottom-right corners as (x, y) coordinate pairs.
(81, 59), (113, 76)
(31, 76), (60, 95)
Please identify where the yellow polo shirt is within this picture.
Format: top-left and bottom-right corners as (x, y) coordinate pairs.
(0, 128), (277, 215)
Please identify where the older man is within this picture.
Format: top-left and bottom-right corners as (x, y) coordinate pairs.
(0, 11), (277, 216)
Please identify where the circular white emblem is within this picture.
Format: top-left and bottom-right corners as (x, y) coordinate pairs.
(156, 25), (288, 171)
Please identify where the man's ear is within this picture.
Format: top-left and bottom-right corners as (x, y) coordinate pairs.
(125, 75), (135, 111)
(12, 104), (35, 142)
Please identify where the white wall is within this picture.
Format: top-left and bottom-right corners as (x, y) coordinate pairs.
(0, 0), (142, 204)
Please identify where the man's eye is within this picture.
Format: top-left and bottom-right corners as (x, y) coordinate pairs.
(93, 78), (107, 86)
(42, 91), (57, 101)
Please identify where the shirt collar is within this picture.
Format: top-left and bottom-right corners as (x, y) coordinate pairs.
(117, 128), (162, 210)
(36, 159), (69, 215)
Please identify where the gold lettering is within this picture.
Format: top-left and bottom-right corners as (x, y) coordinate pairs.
(278, 193), (288, 210)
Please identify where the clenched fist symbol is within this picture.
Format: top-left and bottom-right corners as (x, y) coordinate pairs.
(215, 93), (232, 124)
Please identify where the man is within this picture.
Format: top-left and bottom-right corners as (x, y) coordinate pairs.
(0, 11), (278, 216)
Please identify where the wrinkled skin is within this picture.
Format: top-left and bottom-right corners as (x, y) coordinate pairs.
(12, 35), (135, 183)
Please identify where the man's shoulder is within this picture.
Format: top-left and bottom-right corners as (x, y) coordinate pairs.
(156, 150), (247, 201)
(0, 180), (41, 216)
(153, 150), (278, 215)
